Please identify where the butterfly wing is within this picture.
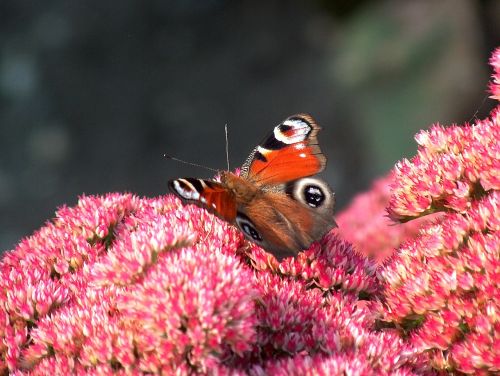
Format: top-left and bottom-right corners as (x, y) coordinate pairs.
(236, 114), (336, 259)
(234, 176), (336, 260)
(168, 178), (237, 222)
(240, 114), (326, 184)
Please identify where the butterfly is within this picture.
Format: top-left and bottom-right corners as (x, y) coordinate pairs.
(168, 114), (336, 260)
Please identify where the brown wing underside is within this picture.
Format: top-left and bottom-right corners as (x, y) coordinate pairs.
(240, 191), (335, 259)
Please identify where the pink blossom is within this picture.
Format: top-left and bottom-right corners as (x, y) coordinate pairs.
(379, 48), (500, 374)
(0, 193), (255, 374)
(490, 47), (500, 100)
(382, 191), (499, 374)
(0, 190), (410, 374)
(336, 175), (440, 263)
(248, 331), (419, 376)
(278, 234), (380, 294)
(388, 107), (499, 221)
(117, 247), (258, 373)
(224, 266), (418, 374)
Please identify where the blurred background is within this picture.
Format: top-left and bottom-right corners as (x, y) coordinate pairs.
(0, 0), (499, 251)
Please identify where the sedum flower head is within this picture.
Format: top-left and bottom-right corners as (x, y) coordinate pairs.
(0, 193), (258, 374)
(490, 47), (500, 100)
(381, 194), (499, 374)
(0, 192), (415, 374)
(336, 175), (440, 263)
(388, 106), (499, 222)
(379, 48), (500, 374)
(227, 238), (418, 375)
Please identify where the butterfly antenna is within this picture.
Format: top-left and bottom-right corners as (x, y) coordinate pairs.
(225, 123), (230, 171)
(164, 154), (218, 173)
(468, 93), (489, 123)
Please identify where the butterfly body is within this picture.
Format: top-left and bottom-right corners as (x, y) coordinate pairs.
(169, 114), (336, 259)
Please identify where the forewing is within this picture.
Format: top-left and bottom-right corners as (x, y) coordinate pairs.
(240, 114), (326, 184)
(168, 178), (237, 222)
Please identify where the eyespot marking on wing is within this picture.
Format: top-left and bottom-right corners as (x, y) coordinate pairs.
(286, 177), (334, 211)
(275, 118), (312, 144)
(235, 212), (264, 243)
(259, 117), (312, 150)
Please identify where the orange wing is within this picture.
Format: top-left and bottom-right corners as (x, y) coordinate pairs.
(240, 114), (326, 184)
(168, 178), (237, 222)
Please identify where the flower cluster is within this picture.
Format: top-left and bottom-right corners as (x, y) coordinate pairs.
(0, 193), (417, 374)
(336, 175), (440, 263)
(378, 50), (500, 374)
(245, 269), (417, 375)
(248, 333), (418, 376)
(225, 236), (418, 375)
(388, 107), (499, 222)
(0, 194), (257, 374)
(490, 47), (500, 100)
(381, 194), (499, 373)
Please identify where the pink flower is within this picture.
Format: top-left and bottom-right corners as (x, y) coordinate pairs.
(0, 193), (254, 374)
(388, 107), (499, 222)
(249, 331), (418, 376)
(0, 190), (408, 374)
(117, 247), (257, 373)
(379, 48), (500, 374)
(278, 234), (380, 295)
(490, 47), (500, 100)
(228, 269), (416, 374)
(383, 182), (499, 375)
(336, 175), (440, 263)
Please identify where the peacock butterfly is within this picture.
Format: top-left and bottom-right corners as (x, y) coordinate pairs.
(168, 114), (336, 260)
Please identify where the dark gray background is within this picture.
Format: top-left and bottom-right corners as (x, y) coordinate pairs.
(1, 0), (499, 251)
